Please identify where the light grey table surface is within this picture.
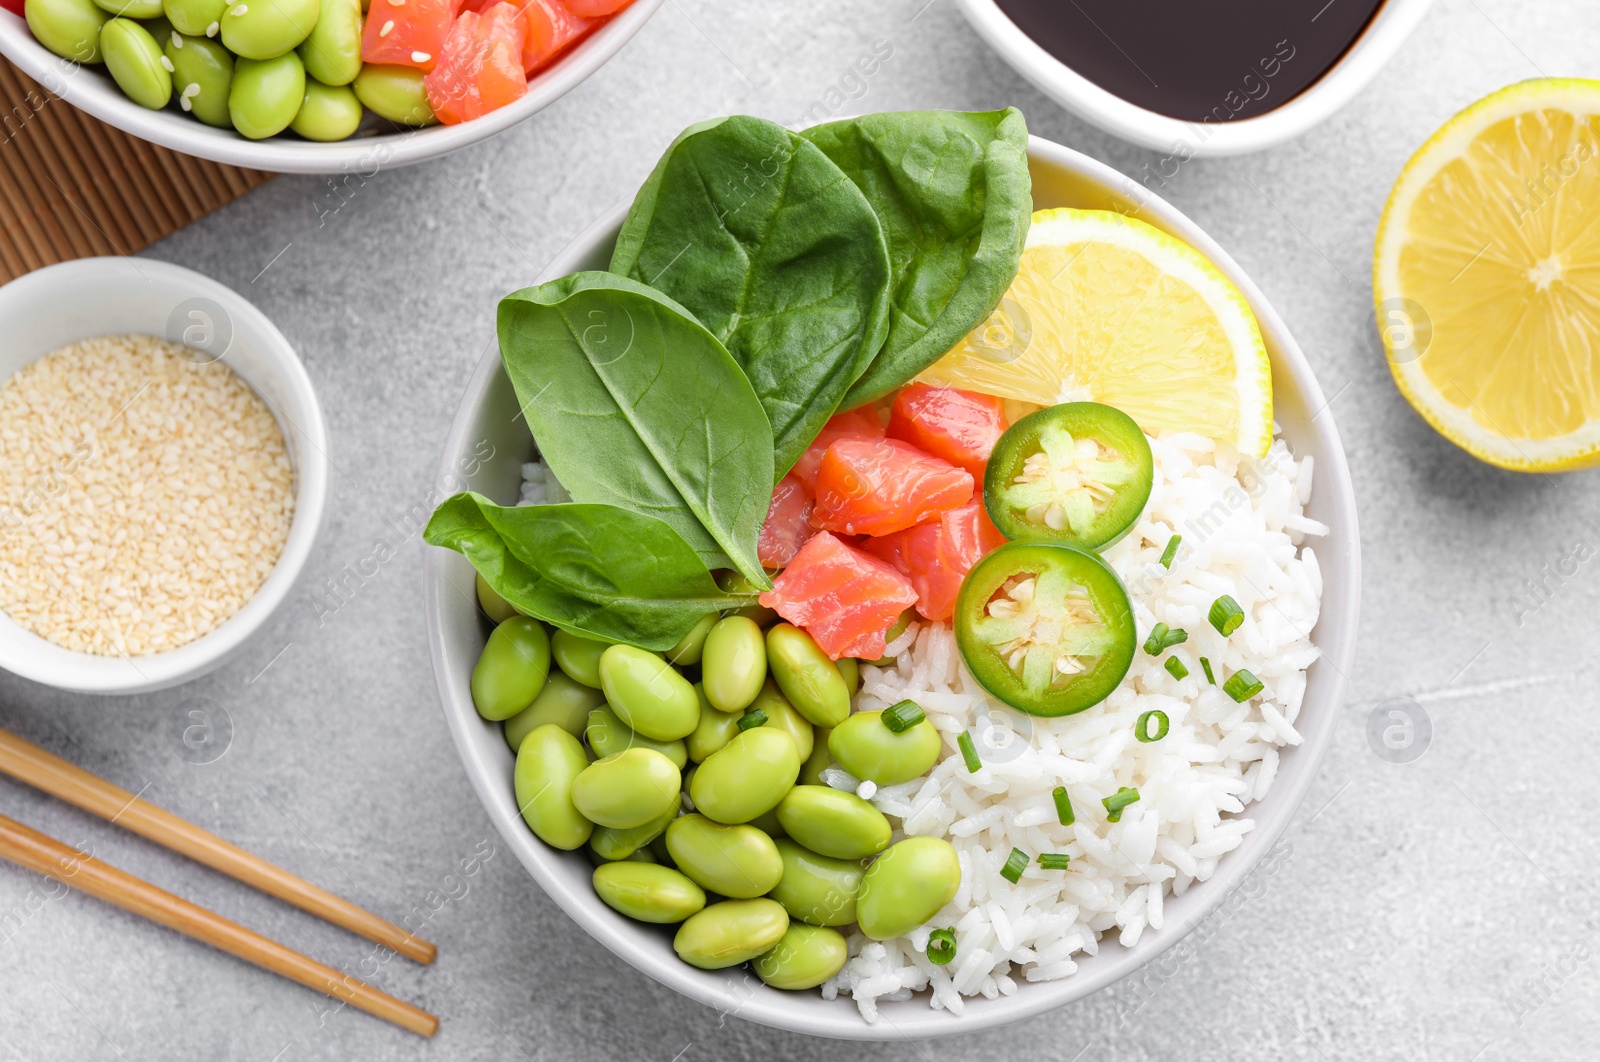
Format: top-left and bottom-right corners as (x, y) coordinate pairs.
(3, 1), (1598, 1058)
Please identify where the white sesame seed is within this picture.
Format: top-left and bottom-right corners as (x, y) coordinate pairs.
(182, 82), (201, 97)
(179, 95), (192, 111)
(205, 20), (218, 35)
(230, 4), (247, 15)
(159, 55), (175, 71)
(379, 19), (393, 35)
(170, 31), (182, 47)
(0, 336), (294, 656)
(411, 50), (429, 62)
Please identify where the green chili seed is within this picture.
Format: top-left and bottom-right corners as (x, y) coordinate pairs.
(926, 927), (956, 965)
(1209, 595), (1245, 636)
(1051, 785), (1074, 826)
(1223, 669), (1265, 702)
(1135, 709), (1169, 742)
(999, 847), (1029, 884)
(1103, 787), (1140, 822)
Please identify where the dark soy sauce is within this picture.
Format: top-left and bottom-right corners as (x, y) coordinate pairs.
(994, 0), (1387, 123)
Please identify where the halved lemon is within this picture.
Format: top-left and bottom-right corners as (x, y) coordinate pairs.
(1375, 79), (1600, 472)
(918, 207), (1274, 457)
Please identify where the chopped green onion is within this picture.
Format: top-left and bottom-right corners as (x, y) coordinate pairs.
(1141, 622), (1188, 656)
(1038, 853), (1071, 871)
(1159, 535), (1182, 569)
(882, 699), (925, 733)
(1223, 669), (1265, 702)
(927, 928), (956, 965)
(1103, 787), (1140, 822)
(957, 731), (982, 773)
(1052, 785), (1074, 826)
(1164, 656), (1189, 681)
(1135, 710), (1169, 742)
(736, 709), (768, 731)
(1200, 657), (1216, 685)
(1208, 595), (1245, 636)
(1000, 847), (1030, 883)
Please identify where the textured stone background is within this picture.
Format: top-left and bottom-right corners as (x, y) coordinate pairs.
(2, 0), (1598, 1058)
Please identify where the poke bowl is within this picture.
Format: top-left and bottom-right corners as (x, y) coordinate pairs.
(423, 121), (1360, 1038)
(0, 0), (663, 174)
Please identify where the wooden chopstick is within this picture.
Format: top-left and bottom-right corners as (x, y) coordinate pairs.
(0, 814), (439, 1037)
(0, 728), (436, 965)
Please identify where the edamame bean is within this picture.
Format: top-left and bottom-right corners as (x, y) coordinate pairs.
(689, 727), (800, 825)
(666, 613), (716, 667)
(93, 0), (162, 20)
(828, 709), (941, 785)
(228, 51), (304, 139)
(475, 572), (517, 623)
(352, 62), (436, 126)
(295, 0), (357, 83)
(513, 725), (591, 851)
(855, 836), (961, 940)
(470, 616), (550, 721)
(162, 0), (223, 36)
(502, 671), (605, 750)
(753, 924), (847, 990)
(766, 623), (851, 727)
(599, 644), (699, 741)
(550, 630), (610, 688)
(748, 681), (812, 762)
(164, 31), (233, 127)
(664, 814), (782, 898)
(571, 748), (680, 830)
(594, 862), (705, 924)
(836, 656), (859, 693)
(701, 616), (766, 713)
(220, 0), (317, 60)
(768, 838), (862, 927)
(100, 18), (170, 109)
(589, 803), (677, 862)
(776, 785), (891, 860)
(748, 805), (785, 839)
(26, 0), (111, 63)
(141, 13), (171, 41)
(673, 898), (788, 970)
(798, 728), (833, 787)
(686, 685), (740, 763)
(716, 570), (779, 627)
(585, 706), (688, 769)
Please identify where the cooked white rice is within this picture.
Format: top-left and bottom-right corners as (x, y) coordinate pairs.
(519, 428), (1326, 1021)
(818, 430), (1325, 1020)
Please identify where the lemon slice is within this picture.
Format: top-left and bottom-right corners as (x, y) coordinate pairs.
(1375, 79), (1600, 471)
(918, 207), (1274, 457)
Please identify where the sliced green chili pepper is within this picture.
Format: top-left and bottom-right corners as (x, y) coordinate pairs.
(954, 542), (1136, 718)
(982, 402), (1154, 551)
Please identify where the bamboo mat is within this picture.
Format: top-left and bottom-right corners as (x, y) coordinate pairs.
(0, 56), (272, 282)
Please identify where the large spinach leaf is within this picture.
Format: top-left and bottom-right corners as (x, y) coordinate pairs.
(801, 108), (1032, 406)
(609, 115), (892, 477)
(426, 494), (755, 651)
(498, 272), (773, 587)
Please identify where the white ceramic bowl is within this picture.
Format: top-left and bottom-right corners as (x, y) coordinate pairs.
(424, 136), (1361, 1038)
(0, 0), (662, 175)
(957, 0), (1436, 156)
(0, 257), (328, 694)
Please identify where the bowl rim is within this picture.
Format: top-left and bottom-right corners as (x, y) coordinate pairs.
(0, 0), (664, 175)
(0, 256), (329, 694)
(424, 134), (1362, 1039)
(954, 0), (1438, 156)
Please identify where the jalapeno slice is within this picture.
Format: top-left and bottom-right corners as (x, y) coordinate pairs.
(983, 402), (1153, 550)
(954, 542), (1135, 717)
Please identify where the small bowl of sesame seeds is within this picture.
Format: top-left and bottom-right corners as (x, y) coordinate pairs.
(0, 256), (328, 694)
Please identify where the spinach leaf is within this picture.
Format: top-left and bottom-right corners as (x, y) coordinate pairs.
(498, 271), (773, 588)
(425, 494), (755, 651)
(609, 115), (892, 477)
(801, 108), (1032, 406)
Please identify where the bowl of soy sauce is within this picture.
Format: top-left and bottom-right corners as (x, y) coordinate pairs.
(957, 0), (1436, 156)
